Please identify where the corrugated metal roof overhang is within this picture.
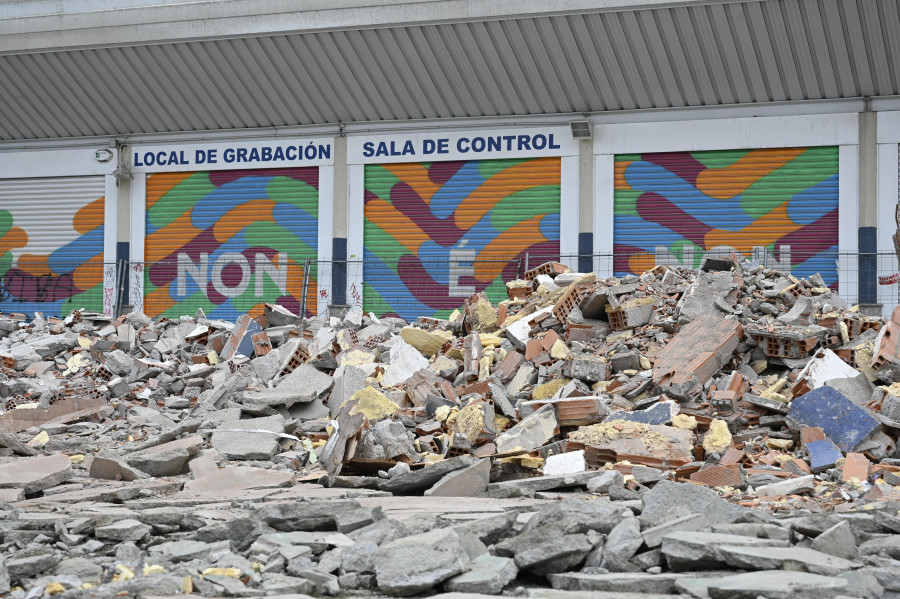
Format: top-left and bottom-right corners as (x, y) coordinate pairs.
(0, 0), (898, 141)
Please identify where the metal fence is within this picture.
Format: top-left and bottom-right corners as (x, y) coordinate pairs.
(3, 251), (900, 320)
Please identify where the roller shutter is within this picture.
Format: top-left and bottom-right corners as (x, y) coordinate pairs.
(363, 157), (561, 320)
(0, 176), (105, 316)
(144, 168), (319, 321)
(613, 147), (840, 287)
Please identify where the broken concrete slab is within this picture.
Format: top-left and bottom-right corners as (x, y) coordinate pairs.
(549, 572), (690, 594)
(424, 458), (491, 497)
(717, 544), (860, 575)
(444, 554), (518, 594)
(374, 527), (471, 595)
(755, 474), (816, 497)
(0, 453), (74, 493)
(210, 415), (286, 461)
(706, 570), (849, 599)
(495, 405), (557, 455)
(183, 466), (293, 494)
(380, 455), (481, 495)
(660, 531), (790, 571)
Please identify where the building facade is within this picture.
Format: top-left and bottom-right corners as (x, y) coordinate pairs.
(1, 0), (899, 319)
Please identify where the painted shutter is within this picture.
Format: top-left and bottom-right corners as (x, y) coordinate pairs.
(613, 147), (840, 287)
(363, 157), (561, 320)
(144, 168), (319, 321)
(0, 176), (105, 316)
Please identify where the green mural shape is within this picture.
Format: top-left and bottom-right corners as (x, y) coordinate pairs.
(365, 165), (403, 203)
(490, 185), (561, 230)
(361, 222), (402, 275)
(0, 210), (12, 238)
(148, 173), (216, 228)
(613, 189), (642, 216)
(160, 291), (217, 319)
(62, 284), (103, 314)
(740, 147), (839, 218)
(362, 281), (394, 317)
(266, 177), (318, 215)
(692, 149), (748, 170)
(478, 158), (524, 179)
(244, 222), (317, 267)
(0, 253), (11, 278)
(481, 276), (509, 307)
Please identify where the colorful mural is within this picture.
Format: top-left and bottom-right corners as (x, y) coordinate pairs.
(614, 147), (839, 286)
(0, 200), (105, 316)
(363, 157), (561, 320)
(144, 169), (319, 320)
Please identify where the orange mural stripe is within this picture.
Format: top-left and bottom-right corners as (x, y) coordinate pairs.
(73, 255), (104, 290)
(628, 252), (657, 275)
(306, 280), (318, 314)
(473, 215), (547, 282)
(703, 202), (800, 253)
(696, 148), (807, 200)
(285, 260), (307, 297)
(213, 199), (276, 243)
(15, 254), (51, 276)
(0, 227), (28, 257)
(454, 158), (560, 229)
(145, 212), (203, 263)
(383, 164), (441, 202)
(73, 197), (105, 234)
(144, 284), (176, 317)
(615, 160), (633, 190)
(146, 172), (196, 209)
(366, 198), (431, 254)
(283, 259), (318, 314)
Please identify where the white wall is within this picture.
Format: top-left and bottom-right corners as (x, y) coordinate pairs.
(877, 112), (900, 315)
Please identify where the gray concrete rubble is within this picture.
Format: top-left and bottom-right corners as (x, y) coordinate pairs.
(5, 261), (900, 597)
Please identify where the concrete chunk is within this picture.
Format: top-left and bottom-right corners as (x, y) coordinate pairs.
(424, 458), (491, 497)
(444, 554), (518, 594)
(374, 527), (471, 596)
(707, 570), (849, 599)
(495, 404), (557, 454)
(0, 453), (74, 493)
(755, 474), (816, 497)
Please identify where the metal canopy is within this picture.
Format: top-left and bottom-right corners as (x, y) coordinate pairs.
(1, 0), (898, 141)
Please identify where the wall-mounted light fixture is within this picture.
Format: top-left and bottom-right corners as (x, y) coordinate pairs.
(94, 148), (114, 162)
(569, 120), (592, 139)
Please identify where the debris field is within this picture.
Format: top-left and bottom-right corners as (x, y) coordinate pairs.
(4, 258), (900, 598)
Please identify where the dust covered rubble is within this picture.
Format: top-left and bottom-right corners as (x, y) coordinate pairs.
(4, 259), (900, 597)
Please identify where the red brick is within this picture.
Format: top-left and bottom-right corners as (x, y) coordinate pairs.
(800, 427), (826, 446)
(842, 452), (870, 482)
(525, 339), (543, 361)
(690, 464), (743, 488)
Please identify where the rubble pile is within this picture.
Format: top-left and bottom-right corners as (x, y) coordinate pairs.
(6, 258), (900, 597)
